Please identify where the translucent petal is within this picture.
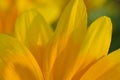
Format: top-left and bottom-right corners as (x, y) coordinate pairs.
(80, 49), (120, 80)
(15, 10), (53, 46)
(15, 10), (53, 76)
(46, 0), (87, 79)
(72, 16), (112, 80)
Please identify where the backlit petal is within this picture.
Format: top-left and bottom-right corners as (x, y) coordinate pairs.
(46, 0), (87, 79)
(72, 16), (112, 80)
(0, 34), (43, 80)
(15, 10), (53, 76)
(80, 49), (120, 80)
(15, 10), (53, 45)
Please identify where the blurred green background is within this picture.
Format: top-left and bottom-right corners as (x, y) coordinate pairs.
(87, 0), (120, 52)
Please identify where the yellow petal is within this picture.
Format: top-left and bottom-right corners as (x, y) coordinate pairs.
(72, 16), (112, 80)
(46, 0), (87, 79)
(15, 10), (53, 46)
(15, 10), (53, 76)
(0, 7), (18, 34)
(51, 0), (87, 66)
(56, 0), (87, 42)
(0, 34), (43, 80)
(80, 49), (120, 80)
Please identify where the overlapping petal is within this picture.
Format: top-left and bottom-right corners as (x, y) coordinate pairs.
(80, 49), (120, 80)
(45, 0), (87, 79)
(0, 34), (43, 80)
(71, 16), (112, 80)
(0, 0), (119, 80)
(15, 10), (54, 76)
(46, 0), (87, 72)
(0, 0), (69, 34)
(15, 10), (53, 46)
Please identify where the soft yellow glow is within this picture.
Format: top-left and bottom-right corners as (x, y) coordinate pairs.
(0, 0), (120, 80)
(0, 0), (68, 34)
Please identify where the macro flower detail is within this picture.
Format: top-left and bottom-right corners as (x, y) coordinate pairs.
(0, 0), (69, 34)
(0, 0), (120, 80)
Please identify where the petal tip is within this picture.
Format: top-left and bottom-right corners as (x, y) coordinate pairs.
(100, 16), (111, 22)
(99, 16), (112, 30)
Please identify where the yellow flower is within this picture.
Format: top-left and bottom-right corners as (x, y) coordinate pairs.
(0, 0), (120, 80)
(0, 0), (68, 34)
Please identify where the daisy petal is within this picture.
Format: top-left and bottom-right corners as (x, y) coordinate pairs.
(0, 34), (43, 80)
(55, 0), (87, 46)
(72, 16), (112, 80)
(46, 0), (87, 72)
(46, 0), (87, 79)
(56, 0), (87, 41)
(14, 10), (53, 73)
(15, 10), (53, 46)
(80, 49), (120, 80)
